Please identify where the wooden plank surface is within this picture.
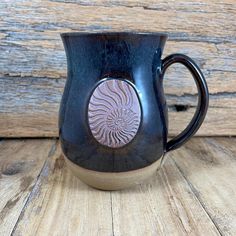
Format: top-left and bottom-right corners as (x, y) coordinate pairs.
(0, 75), (236, 137)
(0, 138), (236, 235)
(173, 137), (236, 235)
(0, 0), (235, 137)
(111, 158), (220, 235)
(0, 139), (55, 236)
(12, 141), (113, 236)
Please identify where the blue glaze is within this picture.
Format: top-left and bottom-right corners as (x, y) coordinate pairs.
(59, 32), (208, 172)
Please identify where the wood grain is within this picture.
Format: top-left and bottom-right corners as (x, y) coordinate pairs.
(111, 158), (220, 235)
(0, 0), (235, 136)
(172, 137), (236, 235)
(0, 138), (236, 235)
(12, 141), (113, 236)
(0, 139), (55, 236)
(1, 76), (235, 137)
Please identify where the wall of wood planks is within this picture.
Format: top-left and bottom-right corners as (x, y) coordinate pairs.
(0, 0), (235, 137)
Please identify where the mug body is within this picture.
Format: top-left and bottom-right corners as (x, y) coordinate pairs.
(59, 32), (168, 189)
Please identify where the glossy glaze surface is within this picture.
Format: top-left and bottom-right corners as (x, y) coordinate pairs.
(59, 32), (209, 173)
(60, 33), (167, 172)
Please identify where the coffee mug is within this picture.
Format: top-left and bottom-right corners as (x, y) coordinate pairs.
(59, 32), (209, 190)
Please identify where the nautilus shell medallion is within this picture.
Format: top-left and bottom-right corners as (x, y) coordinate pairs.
(88, 79), (141, 148)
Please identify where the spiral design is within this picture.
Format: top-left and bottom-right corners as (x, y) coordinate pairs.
(88, 79), (141, 148)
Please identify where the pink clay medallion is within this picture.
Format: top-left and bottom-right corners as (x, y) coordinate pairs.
(88, 79), (141, 148)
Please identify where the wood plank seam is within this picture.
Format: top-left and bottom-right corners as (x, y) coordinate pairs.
(2, 138), (235, 235)
(0, 139), (57, 235)
(110, 155), (221, 235)
(171, 157), (223, 236)
(110, 192), (115, 236)
(1, 75), (236, 137)
(11, 140), (114, 235)
(10, 140), (57, 235)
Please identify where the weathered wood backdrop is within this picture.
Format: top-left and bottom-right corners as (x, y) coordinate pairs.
(0, 0), (235, 137)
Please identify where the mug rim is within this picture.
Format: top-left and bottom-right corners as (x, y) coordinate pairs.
(60, 31), (168, 38)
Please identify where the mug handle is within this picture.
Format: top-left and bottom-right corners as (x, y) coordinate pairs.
(161, 53), (209, 153)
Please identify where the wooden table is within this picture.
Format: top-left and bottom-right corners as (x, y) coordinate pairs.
(0, 137), (235, 235)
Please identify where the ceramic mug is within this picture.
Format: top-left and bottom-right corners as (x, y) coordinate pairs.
(59, 32), (209, 190)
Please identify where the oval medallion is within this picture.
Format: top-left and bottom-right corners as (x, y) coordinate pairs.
(88, 79), (141, 148)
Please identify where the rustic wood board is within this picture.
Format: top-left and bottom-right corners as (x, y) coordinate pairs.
(0, 0), (235, 136)
(172, 137), (236, 235)
(0, 138), (236, 235)
(0, 139), (55, 236)
(1, 76), (235, 137)
(111, 158), (220, 235)
(11, 141), (113, 236)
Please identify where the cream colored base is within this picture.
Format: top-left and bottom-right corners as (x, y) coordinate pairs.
(64, 155), (164, 190)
